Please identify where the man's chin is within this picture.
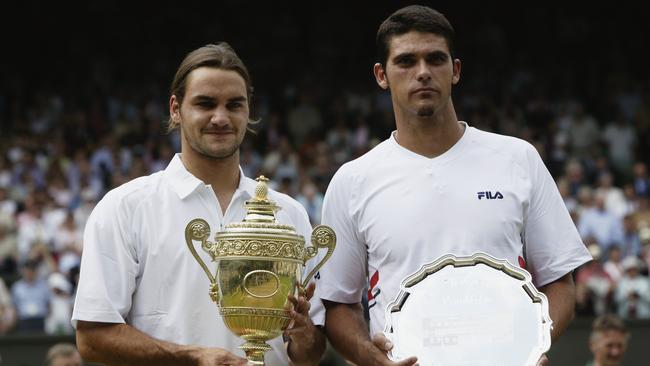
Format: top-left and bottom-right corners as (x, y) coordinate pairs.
(416, 107), (435, 117)
(195, 145), (240, 160)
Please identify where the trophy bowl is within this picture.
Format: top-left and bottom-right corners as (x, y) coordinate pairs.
(185, 176), (335, 365)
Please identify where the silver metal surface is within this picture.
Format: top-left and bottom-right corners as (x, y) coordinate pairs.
(384, 253), (552, 366)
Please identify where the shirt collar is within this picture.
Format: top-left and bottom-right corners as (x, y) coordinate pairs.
(165, 153), (256, 201)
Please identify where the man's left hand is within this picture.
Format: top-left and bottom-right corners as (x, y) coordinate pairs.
(284, 282), (325, 365)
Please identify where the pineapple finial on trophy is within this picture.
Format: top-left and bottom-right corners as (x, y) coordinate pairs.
(254, 176), (270, 201)
(243, 176), (279, 223)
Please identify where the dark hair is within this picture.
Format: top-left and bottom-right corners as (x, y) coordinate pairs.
(167, 42), (254, 131)
(376, 5), (455, 67)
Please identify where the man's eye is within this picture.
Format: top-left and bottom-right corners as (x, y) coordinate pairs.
(396, 58), (415, 66)
(228, 102), (243, 110)
(197, 101), (214, 108)
(429, 54), (448, 64)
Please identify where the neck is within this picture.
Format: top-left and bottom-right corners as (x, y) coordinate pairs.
(393, 100), (463, 158)
(180, 149), (240, 201)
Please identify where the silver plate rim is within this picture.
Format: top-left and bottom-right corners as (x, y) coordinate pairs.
(383, 252), (553, 365)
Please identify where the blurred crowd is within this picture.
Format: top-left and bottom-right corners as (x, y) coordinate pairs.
(1, 53), (649, 337)
(0, 2), (650, 334)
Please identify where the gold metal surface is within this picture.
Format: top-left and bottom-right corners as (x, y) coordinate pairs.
(184, 176), (336, 365)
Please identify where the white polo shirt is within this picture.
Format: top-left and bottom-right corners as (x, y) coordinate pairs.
(72, 154), (321, 365)
(318, 122), (592, 336)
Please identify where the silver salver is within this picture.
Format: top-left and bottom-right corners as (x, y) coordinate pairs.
(384, 253), (552, 366)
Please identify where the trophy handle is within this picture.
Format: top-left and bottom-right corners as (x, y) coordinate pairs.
(302, 225), (336, 288)
(184, 218), (220, 302)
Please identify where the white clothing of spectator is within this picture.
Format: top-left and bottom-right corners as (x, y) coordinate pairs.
(602, 119), (636, 174)
(615, 257), (650, 319)
(45, 272), (74, 335)
(578, 193), (624, 253)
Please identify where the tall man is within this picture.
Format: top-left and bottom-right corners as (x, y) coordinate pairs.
(73, 43), (325, 366)
(317, 6), (592, 365)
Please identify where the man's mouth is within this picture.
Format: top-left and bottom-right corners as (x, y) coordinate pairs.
(411, 87), (436, 95)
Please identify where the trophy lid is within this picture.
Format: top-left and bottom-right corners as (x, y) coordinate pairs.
(218, 176), (302, 238)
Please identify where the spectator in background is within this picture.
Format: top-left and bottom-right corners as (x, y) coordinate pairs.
(287, 94), (322, 147)
(615, 256), (650, 319)
(632, 162), (649, 198)
(567, 103), (600, 159)
(603, 246), (624, 283)
(576, 245), (614, 316)
(595, 172), (627, 218)
(16, 196), (53, 262)
(564, 159), (586, 197)
(11, 259), (50, 332)
(579, 193), (624, 254)
(296, 180), (324, 226)
(0, 212), (17, 277)
(621, 214), (641, 258)
(53, 212), (83, 255)
(45, 343), (83, 366)
(0, 187), (17, 216)
(557, 178), (578, 214)
(262, 137), (299, 182)
(239, 141), (262, 179)
(0, 277), (16, 334)
(45, 272), (74, 335)
(602, 115), (636, 178)
(640, 227), (650, 273)
(576, 185), (595, 218)
(326, 118), (353, 166)
(586, 314), (628, 366)
(621, 184), (639, 217)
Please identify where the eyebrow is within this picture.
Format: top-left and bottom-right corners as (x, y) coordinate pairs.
(227, 96), (247, 103)
(190, 94), (247, 102)
(392, 50), (449, 62)
(392, 52), (415, 62)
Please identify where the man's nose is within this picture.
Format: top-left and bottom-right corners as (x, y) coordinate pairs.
(416, 59), (431, 82)
(210, 106), (230, 126)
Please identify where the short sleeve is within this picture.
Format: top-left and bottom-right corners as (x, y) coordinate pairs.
(72, 191), (139, 327)
(316, 166), (368, 304)
(522, 146), (591, 287)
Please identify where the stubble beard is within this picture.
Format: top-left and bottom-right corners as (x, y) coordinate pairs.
(193, 139), (241, 160)
(184, 128), (243, 160)
(417, 107), (435, 117)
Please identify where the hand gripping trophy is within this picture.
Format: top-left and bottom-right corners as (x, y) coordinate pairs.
(184, 176), (335, 365)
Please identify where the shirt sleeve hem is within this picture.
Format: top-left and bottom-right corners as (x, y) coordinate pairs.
(534, 255), (592, 288)
(317, 282), (363, 305)
(71, 310), (126, 329)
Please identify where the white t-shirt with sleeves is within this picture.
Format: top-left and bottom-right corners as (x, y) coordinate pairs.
(318, 122), (591, 336)
(72, 154), (322, 365)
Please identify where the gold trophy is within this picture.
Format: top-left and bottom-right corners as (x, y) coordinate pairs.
(184, 176), (335, 365)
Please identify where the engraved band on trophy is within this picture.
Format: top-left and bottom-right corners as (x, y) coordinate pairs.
(184, 176), (336, 365)
(384, 253), (552, 366)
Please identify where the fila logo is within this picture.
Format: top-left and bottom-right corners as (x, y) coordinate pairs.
(477, 191), (503, 200)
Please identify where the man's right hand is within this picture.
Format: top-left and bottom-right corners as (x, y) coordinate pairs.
(192, 347), (248, 366)
(371, 333), (419, 366)
(324, 301), (418, 366)
(76, 321), (249, 366)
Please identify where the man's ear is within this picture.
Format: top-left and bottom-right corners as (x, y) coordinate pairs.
(373, 63), (389, 90)
(452, 58), (461, 85)
(170, 95), (181, 123)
